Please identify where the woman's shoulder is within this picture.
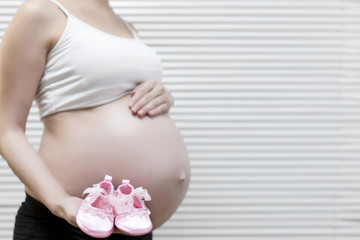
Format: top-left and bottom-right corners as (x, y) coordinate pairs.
(8, 0), (64, 50)
(15, 0), (59, 26)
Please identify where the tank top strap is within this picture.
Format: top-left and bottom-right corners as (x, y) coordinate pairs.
(120, 17), (139, 39)
(49, 0), (71, 17)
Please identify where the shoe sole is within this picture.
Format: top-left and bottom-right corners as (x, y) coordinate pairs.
(114, 221), (153, 236)
(76, 216), (114, 238)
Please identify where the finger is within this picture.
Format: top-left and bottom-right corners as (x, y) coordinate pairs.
(128, 80), (157, 108)
(131, 84), (165, 115)
(136, 94), (166, 118)
(69, 208), (80, 228)
(130, 80), (158, 104)
(147, 103), (169, 118)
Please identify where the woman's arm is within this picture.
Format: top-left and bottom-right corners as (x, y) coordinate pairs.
(0, 0), (81, 226)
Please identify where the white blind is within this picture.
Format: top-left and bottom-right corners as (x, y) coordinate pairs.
(1, 0), (360, 239)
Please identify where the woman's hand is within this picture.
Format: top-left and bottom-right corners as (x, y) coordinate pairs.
(128, 80), (174, 118)
(52, 195), (83, 228)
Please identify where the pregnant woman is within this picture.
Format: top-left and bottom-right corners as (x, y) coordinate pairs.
(0, 0), (190, 239)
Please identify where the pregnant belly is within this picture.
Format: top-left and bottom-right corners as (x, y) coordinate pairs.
(37, 93), (191, 229)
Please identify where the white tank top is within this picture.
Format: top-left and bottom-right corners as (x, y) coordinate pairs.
(35, 0), (163, 120)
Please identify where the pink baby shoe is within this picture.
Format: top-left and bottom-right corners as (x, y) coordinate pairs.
(110, 179), (152, 236)
(76, 175), (115, 238)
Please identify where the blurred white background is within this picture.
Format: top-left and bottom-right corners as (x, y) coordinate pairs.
(1, 0), (360, 239)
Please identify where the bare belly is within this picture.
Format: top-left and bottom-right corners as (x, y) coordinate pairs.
(36, 93), (191, 229)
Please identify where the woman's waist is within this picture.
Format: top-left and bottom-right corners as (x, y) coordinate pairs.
(38, 136), (190, 197)
(38, 114), (189, 196)
(39, 110), (186, 163)
(37, 93), (190, 196)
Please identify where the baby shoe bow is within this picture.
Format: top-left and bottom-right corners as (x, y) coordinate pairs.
(76, 175), (115, 238)
(110, 186), (151, 213)
(82, 183), (108, 198)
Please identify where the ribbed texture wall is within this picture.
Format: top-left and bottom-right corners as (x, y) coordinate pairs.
(0, 0), (360, 239)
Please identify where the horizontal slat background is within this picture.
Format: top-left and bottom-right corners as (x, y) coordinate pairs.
(1, 0), (360, 239)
